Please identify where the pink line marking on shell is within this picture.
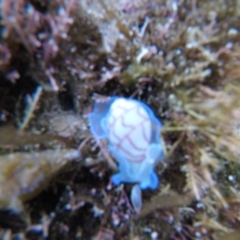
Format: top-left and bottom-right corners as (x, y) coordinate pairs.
(108, 104), (151, 163)
(117, 119), (148, 151)
(136, 106), (149, 120)
(108, 106), (136, 128)
(136, 106), (149, 143)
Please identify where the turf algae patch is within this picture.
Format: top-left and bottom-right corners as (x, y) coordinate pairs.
(0, 149), (80, 211)
(1, 0), (240, 239)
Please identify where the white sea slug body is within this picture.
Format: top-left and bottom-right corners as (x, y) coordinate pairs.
(88, 96), (164, 190)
